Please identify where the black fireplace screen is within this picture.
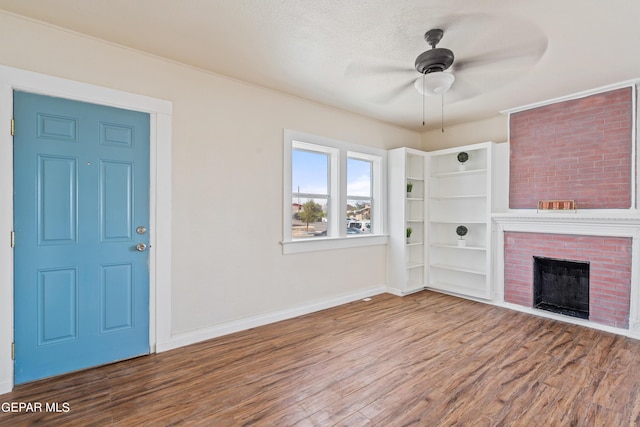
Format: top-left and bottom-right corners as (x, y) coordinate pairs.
(533, 256), (589, 319)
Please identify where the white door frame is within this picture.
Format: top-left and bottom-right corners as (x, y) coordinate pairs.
(0, 65), (173, 393)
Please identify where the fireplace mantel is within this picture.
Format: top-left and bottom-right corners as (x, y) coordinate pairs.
(493, 211), (640, 237)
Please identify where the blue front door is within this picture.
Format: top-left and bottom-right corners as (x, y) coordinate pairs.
(13, 91), (150, 384)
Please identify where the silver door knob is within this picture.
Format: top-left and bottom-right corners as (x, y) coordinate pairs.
(136, 243), (147, 252)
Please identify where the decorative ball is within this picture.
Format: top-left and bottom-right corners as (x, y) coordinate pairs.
(456, 225), (468, 237)
(457, 152), (469, 164)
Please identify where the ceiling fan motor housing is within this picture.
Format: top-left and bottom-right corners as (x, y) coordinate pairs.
(415, 47), (455, 74)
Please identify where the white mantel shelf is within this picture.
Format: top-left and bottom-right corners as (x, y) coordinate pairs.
(492, 211), (640, 238)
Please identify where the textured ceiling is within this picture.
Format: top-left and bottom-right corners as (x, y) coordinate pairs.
(0, 0), (639, 132)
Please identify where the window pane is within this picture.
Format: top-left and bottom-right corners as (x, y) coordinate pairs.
(292, 149), (328, 195)
(292, 197), (328, 238)
(347, 158), (372, 197)
(346, 199), (372, 234)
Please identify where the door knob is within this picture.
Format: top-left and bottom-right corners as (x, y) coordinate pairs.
(136, 243), (147, 252)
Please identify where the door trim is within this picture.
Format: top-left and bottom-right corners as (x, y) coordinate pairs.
(0, 65), (173, 393)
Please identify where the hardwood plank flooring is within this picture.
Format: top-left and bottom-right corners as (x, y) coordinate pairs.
(2, 290), (640, 426)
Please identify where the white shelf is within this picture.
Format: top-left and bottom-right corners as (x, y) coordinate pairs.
(432, 168), (487, 178)
(406, 281), (426, 290)
(428, 281), (489, 299)
(430, 263), (485, 275)
(407, 197), (424, 201)
(431, 243), (486, 251)
(407, 176), (424, 181)
(430, 219), (486, 224)
(430, 194), (486, 200)
(407, 262), (425, 269)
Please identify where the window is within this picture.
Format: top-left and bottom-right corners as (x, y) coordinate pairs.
(347, 155), (373, 234)
(291, 146), (332, 239)
(283, 129), (387, 254)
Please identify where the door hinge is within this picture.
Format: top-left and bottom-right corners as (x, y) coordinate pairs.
(11, 342), (14, 360)
(10, 231), (14, 248)
(10, 118), (14, 136)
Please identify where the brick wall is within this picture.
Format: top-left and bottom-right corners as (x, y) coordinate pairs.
(509, 87), (633, 209)
(504, 232), (632, 328)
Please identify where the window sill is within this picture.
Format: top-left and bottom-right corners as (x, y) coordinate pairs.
(281, 234), (388, 254)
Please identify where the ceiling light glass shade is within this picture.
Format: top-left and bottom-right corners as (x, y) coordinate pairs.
(414, 72), (455, 96)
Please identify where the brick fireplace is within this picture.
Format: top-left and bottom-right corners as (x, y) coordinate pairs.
(504, 232), (632, 328)
(494, 84), (640, 335)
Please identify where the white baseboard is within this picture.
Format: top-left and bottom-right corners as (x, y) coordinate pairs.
(385, 286), (403, 296)
(156, 286), (387, 353)
(386, 286), (426, 297)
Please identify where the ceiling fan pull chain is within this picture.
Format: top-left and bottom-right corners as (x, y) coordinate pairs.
(441, 92), (445, 133)
(422, 74), (427, 127)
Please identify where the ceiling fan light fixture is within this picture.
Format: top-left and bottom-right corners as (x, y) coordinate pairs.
(414, 72), (455, 96)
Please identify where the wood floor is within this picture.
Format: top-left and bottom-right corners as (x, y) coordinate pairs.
(2, 290), (640, 426)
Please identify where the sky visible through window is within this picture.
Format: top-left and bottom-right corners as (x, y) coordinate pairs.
(347, 158), (371, 197)
(292, 149), (371, 197)
(292, 149), (328, 195)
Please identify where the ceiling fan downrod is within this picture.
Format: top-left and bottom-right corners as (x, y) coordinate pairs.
(425, 28), (444, 48)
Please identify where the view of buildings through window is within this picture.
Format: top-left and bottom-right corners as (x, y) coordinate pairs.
(291, 148), (329, 238)
(346, 157), (372, 234)
(291, 148), (372, 238)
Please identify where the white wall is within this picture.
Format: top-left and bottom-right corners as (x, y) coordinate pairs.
(421, 115), (508, 151)
(0, 10), (420, 365)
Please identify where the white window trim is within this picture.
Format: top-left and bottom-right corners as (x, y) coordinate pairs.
(282, 129), (388, 254)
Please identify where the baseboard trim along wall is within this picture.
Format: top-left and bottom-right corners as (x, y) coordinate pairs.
(386, 286), (427, 297)
(156, 286), (387, 352)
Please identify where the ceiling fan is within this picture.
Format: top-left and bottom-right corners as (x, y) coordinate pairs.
(414, 29), (456, 129)
(359, 25), (547, 130)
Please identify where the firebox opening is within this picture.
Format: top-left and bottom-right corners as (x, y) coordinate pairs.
(533, 256), (589, 320)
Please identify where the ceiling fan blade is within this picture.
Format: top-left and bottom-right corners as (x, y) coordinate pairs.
(452, 38), (548, 73)
(372, 79), (415, 104)
(445, 75), (482, 103)
(344, 60), (415, 78)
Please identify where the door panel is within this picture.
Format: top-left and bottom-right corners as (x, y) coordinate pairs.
(14, 91), (150, 384)
(38, 155), (78, 244)
(101, 161), (133, 241)
(38, 268), (78, 344)
(100, 263), (134, 332)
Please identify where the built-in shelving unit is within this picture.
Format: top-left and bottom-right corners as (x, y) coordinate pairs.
(427, 142), (496, 300)
(388, 142), (508, 300)
(387, 148), (428, 295)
